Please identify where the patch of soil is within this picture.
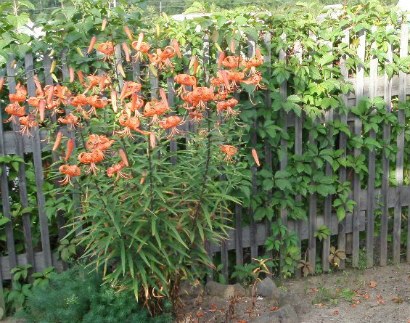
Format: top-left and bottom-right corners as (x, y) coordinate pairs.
(296, 263), (410, 323)
(178, 263), (410, 323)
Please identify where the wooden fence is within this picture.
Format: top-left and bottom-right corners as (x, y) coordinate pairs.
(0, 22), (410, 292)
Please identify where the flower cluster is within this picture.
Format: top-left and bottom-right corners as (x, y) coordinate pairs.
(1, 32), (264, 185)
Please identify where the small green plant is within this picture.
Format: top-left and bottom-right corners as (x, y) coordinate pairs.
(19, 265), (173, 323)
(328, 246), (346, 268)
(5, 265), (55, 315)
(339, 288), (355, 303)
(57, 239), (77, 262)
(314, 225), (331, 241)
(265, 222), (300, 277)
(231, 257), (274, 285)
(312, 286), (339, 305)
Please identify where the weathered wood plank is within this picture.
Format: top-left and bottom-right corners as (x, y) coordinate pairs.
(394, 22), (408, 264)
(0, 270), (4, 319)
(3, 129), (50, 154)
(0, 252), (63, 280)
(408, 205), (410, 262)
(338, 29), (349, 269)
(220, 238), (229, 281)
(308, 130), (317, 272)
(0, 103), (17, 271)
(249, 150), (258, 260)
(352, 30), (365, 268)
(248, 38), (258, 260)
(61, 49), (70, 82)
(211, 211), (367, 254)
(278, 44), (289, 269)
(4, 59), (23, 272)
(235, 204), (243, 266)
(42, 55), (54, 86)
(149, 69), (159, 100)
(132, 59), (141, 83)
(345, 74), (410, 105)
(366, 32), (378, 268)
(26, 53), (53, 268)
(114, 44), (124, 89)
(323, 109), (333, 272)
(167, 76), (177, 165)
(380, 26), (393, 267)
(294, 112), (303, 277)
(44, 53), (69, 267)
(263, 32), (273, 272)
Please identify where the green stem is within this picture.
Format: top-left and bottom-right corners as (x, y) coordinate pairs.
(147, 138), (154, 212)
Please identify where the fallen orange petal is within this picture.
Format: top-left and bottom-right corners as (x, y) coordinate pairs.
(368, 281), (377, 288)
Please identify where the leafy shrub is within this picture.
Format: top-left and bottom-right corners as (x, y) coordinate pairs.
(19, 266), (173, 323)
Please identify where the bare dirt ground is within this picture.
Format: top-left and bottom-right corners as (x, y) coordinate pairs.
(179, 263), (410, 323)
(3, 263), (410, 322)
(295, 263), (410, 323)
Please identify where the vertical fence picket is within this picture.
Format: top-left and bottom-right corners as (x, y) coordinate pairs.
(132, 59), (141, 82)
(380, 26), (393, 267)
(248, 38), (258, 260)
(366, 30), (378, 268)
(394, 22), (408, 264)
(278, 45), (288, 269)
(322, 109), (333, 273)
(0, 267), (4, 319)
(308, 129), (317, 272)
(235, 204), (243, 266)
(5, 59), (23, 271)
(337, 29), (349, 269)
(167, 77), (177, 165)
(18, 55), (36, 271)
(408, 205), (410, 262)
(61, 49), (69, 82)
(352, 30), (365, 268)
(115, 44), (124, 89)
(26, 53), (52, 268)
(0, 101), (17, 271)
(294, 113), (303, 277)
(263, 32), (273, 269)
(322, 38), (334, 273)
(43, 55), (54, 87)
(149, 69), (159, 100)
(293, 40), (303, 277)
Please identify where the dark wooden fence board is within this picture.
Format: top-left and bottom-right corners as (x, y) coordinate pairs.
(394, 22), (408, 264)
(25, 53), (52, 268)
(366, 31), (378, 268)
(380, 28), (393, 266)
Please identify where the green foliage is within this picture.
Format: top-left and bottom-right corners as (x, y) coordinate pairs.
(0, 0), (409, 302)
(314, 225), (331, 242)
(231, 257), (274, 286)
(19, 265), (173, 323)
(5, 266), (55, 315)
